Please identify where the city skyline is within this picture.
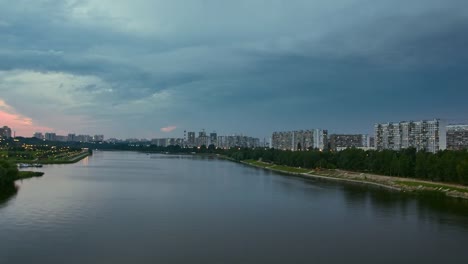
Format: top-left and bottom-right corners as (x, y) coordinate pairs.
(1, 1), (468, 139)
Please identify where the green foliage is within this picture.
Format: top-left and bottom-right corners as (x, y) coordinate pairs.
(0, 159), (19, 186)
(221, 147), (468, 185)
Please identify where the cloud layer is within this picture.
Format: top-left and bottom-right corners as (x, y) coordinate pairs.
(1, 0), (467, 138)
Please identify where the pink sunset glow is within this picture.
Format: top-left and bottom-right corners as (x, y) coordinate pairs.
(0, 100), (52, 137)
(160, 126), (177, 133)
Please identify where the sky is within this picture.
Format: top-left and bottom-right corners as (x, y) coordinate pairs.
(0, 0), (467, 139)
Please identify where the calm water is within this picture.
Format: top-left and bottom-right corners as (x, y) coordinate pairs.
(1, 151), (468, 264)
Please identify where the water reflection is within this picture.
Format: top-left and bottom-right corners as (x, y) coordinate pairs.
(1, 152), (468, 264)
(0, 184), (18, 208)
(340, 183), (468, 230)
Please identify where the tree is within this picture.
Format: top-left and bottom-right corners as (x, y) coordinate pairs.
(0, 159), (19, 186)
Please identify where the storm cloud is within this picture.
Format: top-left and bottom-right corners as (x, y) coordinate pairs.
(1, 0), (467, 138)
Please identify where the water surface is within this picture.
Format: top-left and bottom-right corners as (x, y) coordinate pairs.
(1, 151), (468, 263)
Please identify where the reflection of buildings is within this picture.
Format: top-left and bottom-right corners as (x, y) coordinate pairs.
(374, 119), (446, 153)
(0, 126), (12, 138)
(447, 125), (468, 150)
(329, 134), (372, 151)
(272, 129), (328, 151)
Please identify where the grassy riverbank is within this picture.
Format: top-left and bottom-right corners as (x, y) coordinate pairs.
(38, 151), (91, 164)
(16, 171), (45, 180)
(242, 159), (468, 199)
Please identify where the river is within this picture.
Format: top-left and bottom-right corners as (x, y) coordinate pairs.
(1, 151), (468, 263)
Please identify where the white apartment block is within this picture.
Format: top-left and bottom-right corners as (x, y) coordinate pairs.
(374, 119), (446, 153)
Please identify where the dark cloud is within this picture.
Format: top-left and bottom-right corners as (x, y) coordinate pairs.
(0, 0), (467, 138)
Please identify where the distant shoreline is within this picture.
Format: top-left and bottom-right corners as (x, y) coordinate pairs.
(238, 159), (468, 200)
(37, 151), (91, 164)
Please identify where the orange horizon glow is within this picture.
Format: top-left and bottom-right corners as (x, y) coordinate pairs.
(0, 99), (52, 137)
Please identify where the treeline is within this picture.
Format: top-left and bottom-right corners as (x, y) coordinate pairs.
(5, 137), (468, 185)
(220, 147), (468, 185)
(138, 145), (468, 185)
(0, 159), (19, 186)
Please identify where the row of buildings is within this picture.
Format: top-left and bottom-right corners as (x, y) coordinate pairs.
(3, 119), (468, 153)
(151, 130), (263, 149)
(272, 129), (329, 151)
(271, 130), (373, 152)
(34, 132), (105, 143)
(271, 119), (468, 154)
(374, 120), (468, 153)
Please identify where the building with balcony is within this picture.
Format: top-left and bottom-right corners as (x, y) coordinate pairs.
(272, 129), (328, 151)
(447, 124), (468, 150)
(374, 119), (446, 153)
(329, 134), (371, 151)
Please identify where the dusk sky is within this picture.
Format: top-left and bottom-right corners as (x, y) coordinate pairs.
(1, 0), (467, 139)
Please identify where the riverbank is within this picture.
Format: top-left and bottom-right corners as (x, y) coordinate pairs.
(37, 150), (91, 164)
(16, 171), (45, 180)
(241, 159), (468, 200)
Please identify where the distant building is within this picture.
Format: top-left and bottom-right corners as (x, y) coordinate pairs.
(217, 135), (260, 149)
(209, 132), (217, 146)
(374, 119), (446, 153)
(56, 135), (67, 142)
(93, 135), (104, 142)
(329, 134), (371, 151)
(272, 129), (328, 151)
(151, 138), (184, 147)
(75, 134), (93, 142)
(33, 132), (44, 140)
(0, 126), (12, 138)
(67, 133), (76, 142)
(197, 130), (209, 147)
(447, 124), (468, 150)
(106, 138), (121, 143)
(187, 132), (196, 147)
(44, 132), (57, 141)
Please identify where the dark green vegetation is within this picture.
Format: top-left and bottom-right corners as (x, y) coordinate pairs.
(0, 138), (91, 164)
(2, 137), (468, 185)
(17, 171), (45, 179)
(0, 159), (44, 187)
(116, 143), (468, 186)
(0, 159), (19, 186)
(223, 148), (468, 185)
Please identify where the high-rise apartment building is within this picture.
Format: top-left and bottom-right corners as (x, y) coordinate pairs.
(447, 124), (468, 150)
(33, 132), (44, 140)
(209, 132), (217, 146)
(187, 132), (196, 147)
(197, 130), (209, 147)
(0, 126), (12, 138)
(329, 134), (371, 151)
(44, 132), (57, 141)
(93, 135), (105, 142)
(272, 129), (328, 151)
(67, 133), (76, 142)
(374, 119), (446, 153)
